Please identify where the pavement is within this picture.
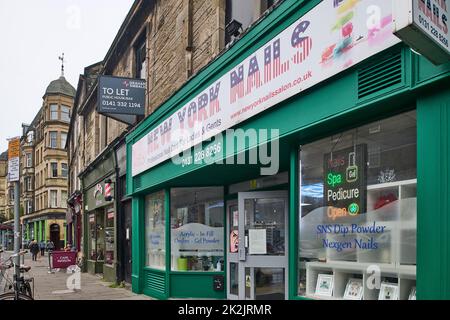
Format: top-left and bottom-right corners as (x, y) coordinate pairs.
(1, 251), (153, 300)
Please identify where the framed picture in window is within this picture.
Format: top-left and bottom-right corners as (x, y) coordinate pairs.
(343, 278), (364, 300)
(408, 287), (416, 300)
(315, 274), (334, 297)
(378, 282), (399, 300)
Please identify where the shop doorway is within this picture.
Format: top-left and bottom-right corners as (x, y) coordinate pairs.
(50, 224), (61, 250)
(122, 200), (132, 284)
(227, 191), (289, 300)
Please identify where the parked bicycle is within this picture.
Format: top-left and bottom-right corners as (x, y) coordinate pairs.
(0, 251), (34, 300)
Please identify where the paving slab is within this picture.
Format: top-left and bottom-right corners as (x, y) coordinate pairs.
(2, 252), (153, 301)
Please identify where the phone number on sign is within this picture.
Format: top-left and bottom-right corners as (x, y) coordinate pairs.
(181, 142), (222, 167)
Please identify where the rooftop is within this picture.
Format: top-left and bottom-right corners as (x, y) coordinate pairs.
(45, 76), (76, 97)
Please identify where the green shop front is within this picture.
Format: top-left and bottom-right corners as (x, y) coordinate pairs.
(126, 0), (450, 300)
(81, 149), (117, 282)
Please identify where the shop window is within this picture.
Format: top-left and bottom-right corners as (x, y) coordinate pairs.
(170, 187), (224, 272)
(225, 0), (275, 44)
(298, 111), (417, 300)
(50, 104), (59, 120)
(145, 191), (165, 270)
(105, 207), (115, 265)
(89, 213), (105, 262)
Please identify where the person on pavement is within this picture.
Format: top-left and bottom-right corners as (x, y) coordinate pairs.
(64, 243), (73, 252)
(46, 240), (54, 252)
(39, 240), (46, 256)
(29, 239), (39, 261)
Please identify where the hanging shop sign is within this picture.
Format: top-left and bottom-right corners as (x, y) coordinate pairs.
(394, 0), (450, 65)
(132, 0), (400, 177)
(98, 75), (146, 116)
(7, 138), (20, 182)
(323, 144), (368, 219)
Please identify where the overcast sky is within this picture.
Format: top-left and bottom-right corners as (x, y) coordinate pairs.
(0, 0), (134, 153)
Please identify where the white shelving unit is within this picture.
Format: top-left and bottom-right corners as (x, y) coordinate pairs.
(307, 179), (417, 300)
(305, 261), (416, 300)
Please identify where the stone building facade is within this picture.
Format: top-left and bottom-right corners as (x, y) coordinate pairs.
(67, 0), (277, 284)
(19, 75), (75, 250)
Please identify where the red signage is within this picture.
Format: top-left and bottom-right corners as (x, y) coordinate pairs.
(51, 251), (77, 269)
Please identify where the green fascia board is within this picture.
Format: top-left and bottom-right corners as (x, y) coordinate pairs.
(125, 0), (316, 145)
(128, 46), (397, 195)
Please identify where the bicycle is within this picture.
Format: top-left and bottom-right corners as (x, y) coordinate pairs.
(0, 251), (34, 300)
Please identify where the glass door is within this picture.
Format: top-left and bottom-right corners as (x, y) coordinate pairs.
(226, 200), (239, 300)
(227, 191), (288, 300)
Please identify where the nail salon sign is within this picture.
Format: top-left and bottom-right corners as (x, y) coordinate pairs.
(132, 0), (400, 177)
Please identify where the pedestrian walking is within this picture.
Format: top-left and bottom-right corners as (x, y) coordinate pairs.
(39, 240), (46, 256)
(46, 240), (54, 252)
(29, 239), (39, 261)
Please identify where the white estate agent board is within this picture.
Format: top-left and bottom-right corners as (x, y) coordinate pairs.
(7, 138), (20, 182)
(394, 0), (449, 64)
(132, 0), (400, 177)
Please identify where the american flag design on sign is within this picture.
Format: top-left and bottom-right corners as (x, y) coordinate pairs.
(271, 39), (290, 80)
(264, 46), (272, 83)
(246, 56), (261, 95)
(230, 66), (244, 104)
(292, 21), (313, 64)
(209, 82), (220, 115)
(273, 39), (281, 79)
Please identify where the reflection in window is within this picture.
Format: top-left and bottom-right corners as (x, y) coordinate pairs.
(89, 213), (105, 262)
(245, 198), (285, 256)
(171, 187), (224, 272)
(105, 208), (115, 265)
(298, 111), (417, 300)
(145, 191), (166, 270)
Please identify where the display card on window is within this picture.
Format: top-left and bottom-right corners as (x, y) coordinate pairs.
(323, 144), (367, 219)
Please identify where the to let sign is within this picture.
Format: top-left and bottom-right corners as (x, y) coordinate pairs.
(98, 76), (146, 116)
(394, 0), (450, 65)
